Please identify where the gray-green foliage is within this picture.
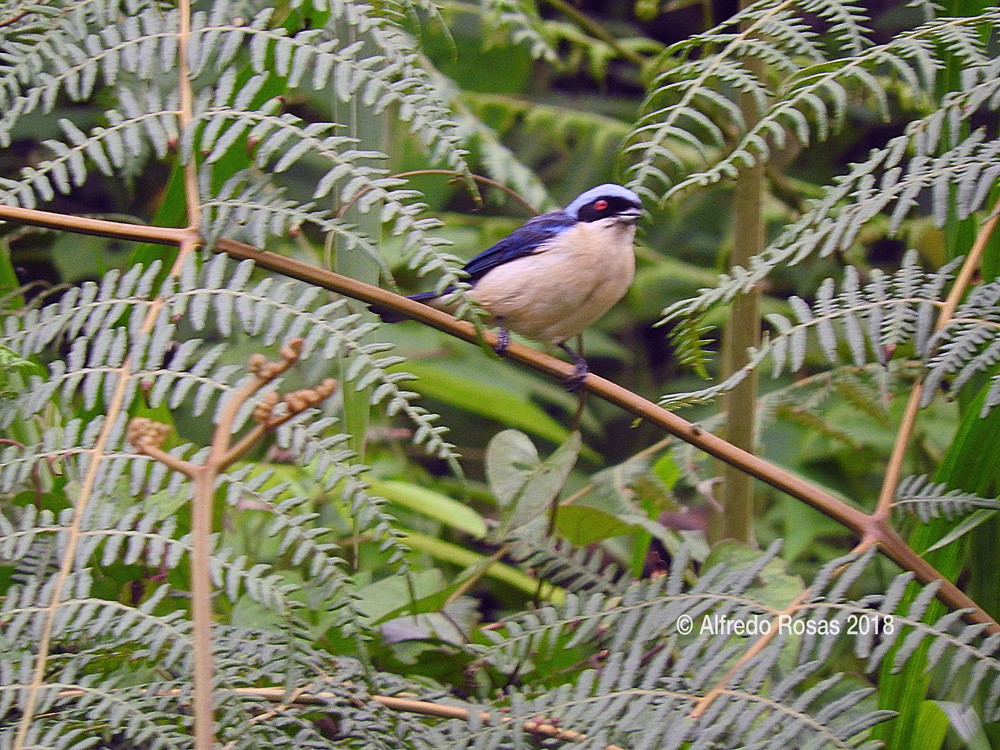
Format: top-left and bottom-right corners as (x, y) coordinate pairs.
(635, 3), (1000, 418)
(625, 1), (991, 202)
(473, 545), (1000, 749)
(3, 0), (1000, 748)
(894, 475), (1000, 522)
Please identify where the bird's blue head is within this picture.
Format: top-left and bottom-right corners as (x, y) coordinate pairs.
(565, 184), (643, 223)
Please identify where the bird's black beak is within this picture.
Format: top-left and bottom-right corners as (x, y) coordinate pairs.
(618, 207), (642, 222)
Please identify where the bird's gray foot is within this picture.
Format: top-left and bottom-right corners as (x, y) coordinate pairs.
(558, 343), (589, 391)
(494, 320), (510, 356)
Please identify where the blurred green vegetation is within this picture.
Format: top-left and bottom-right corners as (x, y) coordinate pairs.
(4, 0), (1000, 746)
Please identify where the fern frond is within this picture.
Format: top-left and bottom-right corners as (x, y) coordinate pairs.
(481, 0), (558, 62)
(659, 252), (961, 409)
(763, 251), (956, 377)
(626, 3), (999, 201)
(2, 255), (455, 459)
(191, 5), (467, 172)
(0, 100), (178, 207)
(894, 474), (1000, 521)
(506, 534), (629, 596)
(481, 543), (777, 668)
(662, 59), (1000, 325)
(797, 553), (1000, 722)
(0, 6), (179, 146)
(0, 254), (434, 649)
(200, 172), (381, 261)
(665, 319), (715, 379)
(658, 344), (768, 409)
(1, 2), (468, 166)
(474, 543), (894, 749)
(923, 279), (1000, 409)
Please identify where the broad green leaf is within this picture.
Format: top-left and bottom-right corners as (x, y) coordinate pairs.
(355, 569), (447, 624)
(369, 479), (488, 539)
(486, 429), (540, 508)
(933, 701), (992, 750)
(652, 451), (682, 490)
(486, 429), (581, 536)
(394, 360), (573, 446)
(556, 504), (632, 544)
(401, 530), (563, 602)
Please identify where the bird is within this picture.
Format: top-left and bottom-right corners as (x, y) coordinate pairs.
(376, 183), (643, 388)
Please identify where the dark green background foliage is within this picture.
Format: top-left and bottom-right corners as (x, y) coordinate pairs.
(2, 0), (1000, 748)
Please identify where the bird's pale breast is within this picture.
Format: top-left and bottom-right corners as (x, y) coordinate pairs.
(469, 218), (636, 344)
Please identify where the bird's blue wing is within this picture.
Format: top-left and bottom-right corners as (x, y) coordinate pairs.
(462, 211), (575, 283)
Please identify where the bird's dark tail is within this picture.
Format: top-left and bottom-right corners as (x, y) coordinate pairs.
(370, 290), (442, 323)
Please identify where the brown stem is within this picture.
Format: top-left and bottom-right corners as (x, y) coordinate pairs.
(133, 440), (198, 477)
(223, 424), (269, 466)
(874, 382), (924, 518)
(189, 468), (216, 750)
(0, 203), (191, 244)
(127, 340), (325, 750)
(937, 204), (1000, 326)
(177, 0), (200, 233)
(0, 10), (31, 28)
(55, 685), (628, 749)
(175, 0), (213, 744)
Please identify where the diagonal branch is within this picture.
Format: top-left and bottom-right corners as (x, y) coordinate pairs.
(0, 201), (996, 635)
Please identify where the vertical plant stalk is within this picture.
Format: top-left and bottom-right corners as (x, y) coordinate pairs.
(128, 342), (336, 749)
(189, 471), (217, 750)
(174, 0), (214, 744)
(712, 33), (765, 544)
(177, 0), (200, 232)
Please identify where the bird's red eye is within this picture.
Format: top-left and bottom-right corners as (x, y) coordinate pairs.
(594, 199), (608, 211)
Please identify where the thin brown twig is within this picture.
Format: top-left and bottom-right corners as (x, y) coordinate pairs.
(172, 1), (215, 740)
(177, 2), (200, 233)
(129, 341), (337, 750)
(54, 685), (627, 749)
(690, 588), (813, 718)
(937, 203), (1000, 326)
(0, 10), (31, 28)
